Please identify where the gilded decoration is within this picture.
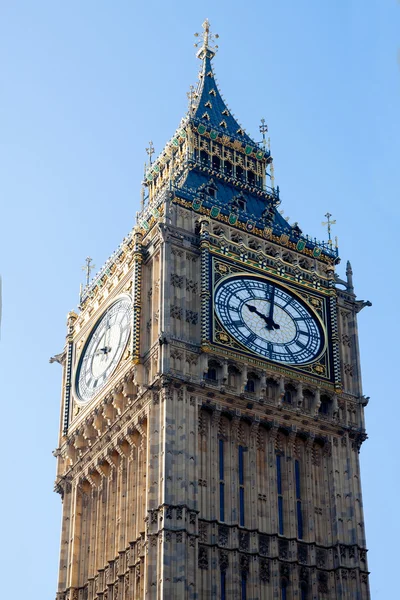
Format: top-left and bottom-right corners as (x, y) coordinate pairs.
(208, 255), (334, 384)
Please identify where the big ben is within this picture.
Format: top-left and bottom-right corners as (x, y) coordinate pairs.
(54, 20), (371, 600)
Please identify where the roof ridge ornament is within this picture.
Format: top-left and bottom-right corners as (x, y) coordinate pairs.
(194, 19), (219, 60)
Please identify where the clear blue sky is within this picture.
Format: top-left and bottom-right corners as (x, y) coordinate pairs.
(0, 1), (398, 597)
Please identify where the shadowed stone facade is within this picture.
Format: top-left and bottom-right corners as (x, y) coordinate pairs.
(54, 20), (371, 600)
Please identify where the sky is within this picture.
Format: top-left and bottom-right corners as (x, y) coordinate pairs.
(0, 1), (399, 597)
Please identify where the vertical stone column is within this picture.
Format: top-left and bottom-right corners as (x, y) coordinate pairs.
(56, 481), (73, 595)
(131, 227), (143, 364)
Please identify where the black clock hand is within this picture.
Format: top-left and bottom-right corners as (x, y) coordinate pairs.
(267, 288), (280, 330)
(247, 304), (269, 322)
(247, 303), (280, 331)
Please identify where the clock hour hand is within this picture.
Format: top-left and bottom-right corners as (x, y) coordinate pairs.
(247, 304), (280, 331)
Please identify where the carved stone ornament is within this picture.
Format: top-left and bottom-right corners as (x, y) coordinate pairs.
(219, 550), (229, 572)
(298, 543), (308, 564)
(218, 525), (229, 546)
(240, 553), (249, 573)
(279, 539), (289, 559)
(318, 571), (328, 593)
(259, 558), (270, 582)
(299, 566), (309, 583)
(259, 534), (269, 556)
(199, 522), (207, 542)
(316, 548), (326, 567)
(239, 531), (250, 551)
(198, 545), (209, 570)
(280, 563), (290, 579)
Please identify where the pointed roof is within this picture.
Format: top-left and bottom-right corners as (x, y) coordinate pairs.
(190, 20), (256, 146)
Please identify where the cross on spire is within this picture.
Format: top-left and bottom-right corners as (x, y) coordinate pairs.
(194, 19), (219, 58)
(146, 141), (155, 165)
(259, 118), (268, 149)
(82, 256), (95, 286)
(321, 212), (337, 245)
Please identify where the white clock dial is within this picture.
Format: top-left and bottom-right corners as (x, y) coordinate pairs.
(214, 276), (324, 365)
(76, 297), (132, 403)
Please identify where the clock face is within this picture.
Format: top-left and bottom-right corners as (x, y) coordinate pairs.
(76, 297), (132, 403)
(214, 275), (324, 365)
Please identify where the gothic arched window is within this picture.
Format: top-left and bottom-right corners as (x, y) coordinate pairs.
(319, 394), (331, 415)
(212, 155), (221, 171)
(284, 383), (297, 405)
(228, 365), (241, 389)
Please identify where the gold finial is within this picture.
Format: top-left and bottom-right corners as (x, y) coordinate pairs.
(321, 212), (337, 246)
(82, 256), (95, 286)
(194, 19), (219, 57)
(187, 84), (196, 111)
(146, 141), (155, 165)
(259, 118), (268, 149)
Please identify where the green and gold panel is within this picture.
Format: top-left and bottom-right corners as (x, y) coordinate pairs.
(207, 255), (335, 384)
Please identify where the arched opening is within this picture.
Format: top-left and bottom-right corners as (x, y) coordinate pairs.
(303, 389), (314, 412)
(224, 160), (233, 177)
(212, 155), (221, 171)
(200, 150), (209, 165)
(319, 394), (331, 415)
(266, 377), (278, 401)
(300, 581), (308, 600)
(284, 383), (296, 405)
(247, 171), (255, 186)
(236, 165), (244, 181)
(205, 359), (221, 383)
(228, 364), (241, 389)
(245, 372), (258, 393)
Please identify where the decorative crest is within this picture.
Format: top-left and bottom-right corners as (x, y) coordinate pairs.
(146, 141), (155, 165)
(194, 19), (219, 58)
(321, 212), (336, 246)
(259, 118), (268, 149)
(82, 256), (95, 286)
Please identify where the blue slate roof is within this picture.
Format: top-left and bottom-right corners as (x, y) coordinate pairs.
(190, 52), (256, 146)
(176, 169), (291, 233)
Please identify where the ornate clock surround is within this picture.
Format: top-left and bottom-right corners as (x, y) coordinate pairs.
(204, 252), (338, 386)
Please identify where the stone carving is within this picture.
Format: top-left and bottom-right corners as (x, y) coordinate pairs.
(186, 310), (198, 324)
(280, 563), (290, 579)
(299, 566), (309, 583)
(259, 558), (270, 582)
(219, 550), (229, 572)
(318, 571), (328, 593)
(199, 522), (207, 542)
(316, 549), (326, 567)
(189, 512), (196, 525)
(240, 554), (249, 573)
(259, 535), (269, 556)
(218, 525), (228, 546)
(176, 532), (183, 542)
(279, 539), (289, 559)
(186, 279), (198, 293)
(171, 273), (184, 288)
(198, 545), (208, 570)
(298, 544), (308, 564)
(239, 531), (249, 551)
(170, 305), (183, 320)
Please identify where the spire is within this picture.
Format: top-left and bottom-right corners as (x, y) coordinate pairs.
(346, 260), (354, 293)
(194, 18), (219, 60)
(190, 20), (258, 148)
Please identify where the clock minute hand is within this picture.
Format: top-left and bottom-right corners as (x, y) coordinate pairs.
(267, 288), (280, 330)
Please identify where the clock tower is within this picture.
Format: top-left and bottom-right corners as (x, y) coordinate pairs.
(54, 20), (371, 600)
